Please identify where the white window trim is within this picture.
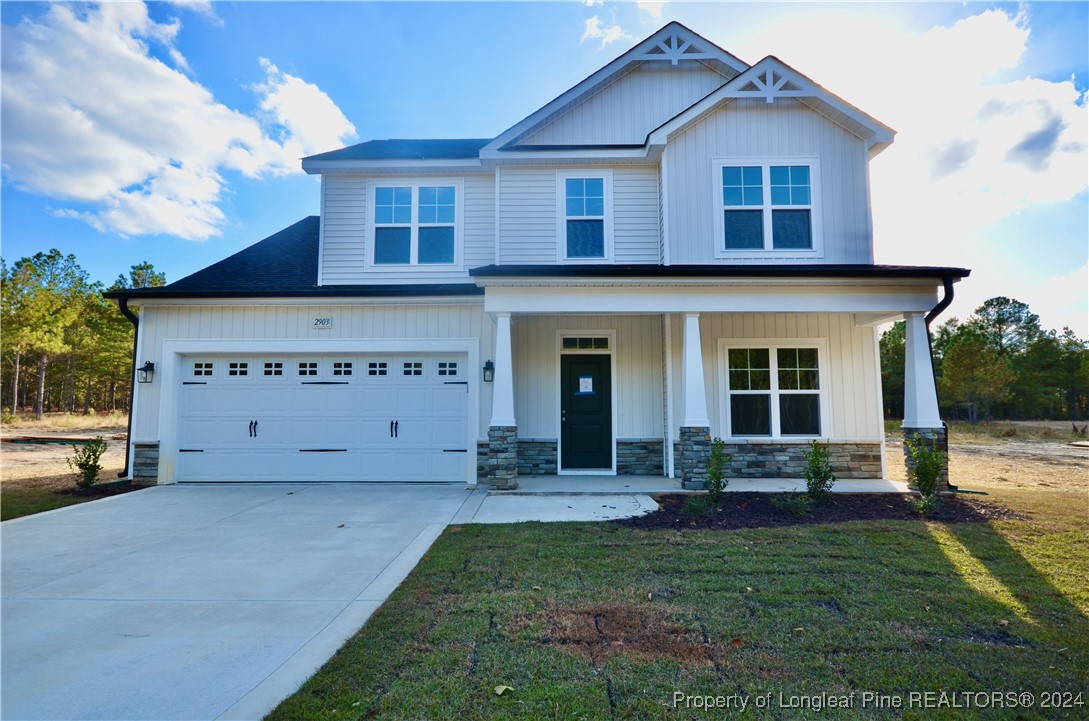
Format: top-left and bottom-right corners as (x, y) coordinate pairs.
(364, 178), (465, 272)
(712, 157), (823, 258)
(717, 338), (832, 440)
(556, 169), (614, 263)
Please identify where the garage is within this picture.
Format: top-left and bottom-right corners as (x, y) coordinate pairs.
(175, 353), (470, 482)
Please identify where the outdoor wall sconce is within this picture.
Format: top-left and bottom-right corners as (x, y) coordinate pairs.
(482, 360), (495, 383)
(137, 361), (155, 384)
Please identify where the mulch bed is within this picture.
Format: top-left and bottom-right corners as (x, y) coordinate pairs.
(57, 481), (142, 499)
(617, 492), (1026, 530)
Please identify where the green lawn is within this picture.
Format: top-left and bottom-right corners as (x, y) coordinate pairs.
(269, 490), (1088, 720)
(0, 487), (94, 521)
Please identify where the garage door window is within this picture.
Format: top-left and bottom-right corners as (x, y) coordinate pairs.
(403, 361), (423, 376)
(263, 362), (283, 376)
(333, 361), (353, 376)
(438, 361), (459, 377)
(228, 362), (248, 377)
(193, 362), (214, 377)
(298, 362), (318, 377)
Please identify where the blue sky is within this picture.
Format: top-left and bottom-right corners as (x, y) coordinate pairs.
(2, 1), (1086, 333)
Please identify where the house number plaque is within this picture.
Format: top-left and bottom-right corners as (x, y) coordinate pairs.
(312, 316), (334, 330)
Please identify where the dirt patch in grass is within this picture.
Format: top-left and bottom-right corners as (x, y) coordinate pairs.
(529, 602), (713, 666)
(618, 492), (1026, 530)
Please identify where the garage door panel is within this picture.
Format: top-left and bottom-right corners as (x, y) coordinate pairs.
(176, 354), (469, 483)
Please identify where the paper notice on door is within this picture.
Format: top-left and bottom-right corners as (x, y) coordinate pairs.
(578, 375), (594, 394)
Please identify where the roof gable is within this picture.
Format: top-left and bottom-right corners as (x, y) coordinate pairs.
(482, 22), (748, 155)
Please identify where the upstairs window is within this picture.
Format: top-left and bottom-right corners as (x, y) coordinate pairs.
(558, 171), (612, 261)
(716, 159), (820, 254)
(371, 182), (459, 267)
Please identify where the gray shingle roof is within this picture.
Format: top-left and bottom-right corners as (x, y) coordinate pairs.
(303, 138), (492, 162)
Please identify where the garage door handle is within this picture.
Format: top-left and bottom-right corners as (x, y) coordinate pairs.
(443, 449), (467, 453)
(390, 420), (394, 437)
(299, 449), (347, 453)
(394, 421), (399, 438)
(248, 420), (254, 437)
(253, 421), (258, 437)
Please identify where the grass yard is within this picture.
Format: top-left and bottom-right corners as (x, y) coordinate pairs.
(269, 471), (1087, 719)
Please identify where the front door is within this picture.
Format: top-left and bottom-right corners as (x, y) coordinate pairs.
(560, 354), (612, 470)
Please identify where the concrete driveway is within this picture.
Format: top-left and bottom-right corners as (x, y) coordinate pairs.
(1, 484), (478, 721)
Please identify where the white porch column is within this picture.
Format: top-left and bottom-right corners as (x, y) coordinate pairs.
(902, 311), (941, 428)
(680, 312), (710, 428)
(489, 311), (517, 427)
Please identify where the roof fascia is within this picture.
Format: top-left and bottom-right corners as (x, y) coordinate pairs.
(646, 56), (895, 151)
(481, 22), (749, 155)
(302, 158), (484, 174)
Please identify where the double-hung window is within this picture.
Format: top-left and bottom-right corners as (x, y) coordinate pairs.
(723, 343), (826, 438)
(371, 181), (459, 266)
(715, 158), (820, 254)
(558, 171), (612, 261)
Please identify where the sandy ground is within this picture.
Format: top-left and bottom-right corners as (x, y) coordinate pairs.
(1, 426), (128, 491)
(2, 421), (1086, 496)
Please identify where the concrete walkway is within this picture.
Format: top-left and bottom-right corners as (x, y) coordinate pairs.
(1, 483), (657, 721)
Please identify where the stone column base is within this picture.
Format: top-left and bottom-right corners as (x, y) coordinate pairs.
(675, 426), (711, 490)
(903, 426), (949, 491)
(487, 426), (519, 490)
(132, 441), (159, 486)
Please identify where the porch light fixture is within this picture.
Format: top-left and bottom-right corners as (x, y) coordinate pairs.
(482, 360), (495, 383)
(137, 361), (155, 384)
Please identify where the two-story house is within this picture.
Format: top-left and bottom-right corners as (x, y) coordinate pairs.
(107, 23), (967, 490)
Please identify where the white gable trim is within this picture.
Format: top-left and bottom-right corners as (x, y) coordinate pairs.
(481, 22), (748, 156)
(647, 56), (895, 153)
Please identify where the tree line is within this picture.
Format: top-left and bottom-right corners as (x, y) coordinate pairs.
(1, 250), (165, 418)
(881, 297), (1089, 422)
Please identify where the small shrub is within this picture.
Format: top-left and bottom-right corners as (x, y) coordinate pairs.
(1, 407), (15, 424)
(67, 437), (108, 489)
(802, 441), (837, 499)
(910, 494), (941, 516)
(704, 437), (731, 506)
(772, 493), (811, 517)
(906, 437), (945, 497)
(681, 496), (708, 518)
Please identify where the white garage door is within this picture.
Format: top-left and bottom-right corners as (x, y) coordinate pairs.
(175, 354), (469, 482)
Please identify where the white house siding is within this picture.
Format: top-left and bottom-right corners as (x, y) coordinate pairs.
(666, 312), (882, 441)
(511, 315), (663, 439)
(665, 98), (873, 264)
(132, 301), (495, 442)
(319, 172), (495, 284)
(498, 166), (659, 264)
(514, 61), (729, 146)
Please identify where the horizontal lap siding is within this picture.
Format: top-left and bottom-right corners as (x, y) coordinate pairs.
(498, 166), (659, 264)
(319, 174), (494, 283)
(666, 98), (872, 264)
(134, 304), (494, 441)
(516, 62), (729, 146)
(667, 313), (880, 441)
(512, 315), (663, 439)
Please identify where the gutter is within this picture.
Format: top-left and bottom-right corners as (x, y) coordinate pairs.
(923, 275), (957, 491)
(117, 297), (139, 479)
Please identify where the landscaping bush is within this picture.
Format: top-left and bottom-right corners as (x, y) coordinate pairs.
(67, 437), (108, 489)
(681, 496), (708, 518)
(704, 437), (731, 506)
(906, 437), (946, 514)
(771, 493), (811, 517)
(802, 441), (837, 499)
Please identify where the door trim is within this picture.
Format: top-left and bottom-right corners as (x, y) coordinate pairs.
(555, 329), (617, 475)
(158, 338), (479, 485)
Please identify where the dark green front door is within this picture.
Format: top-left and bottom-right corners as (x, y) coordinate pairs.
(560, 354), (612, 469)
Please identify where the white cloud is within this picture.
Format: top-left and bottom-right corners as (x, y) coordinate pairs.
(637, 1), (668, 19)
(0, 2), (356, 240)
(582, 0), (603, 7)
(581, 15), (633, 47)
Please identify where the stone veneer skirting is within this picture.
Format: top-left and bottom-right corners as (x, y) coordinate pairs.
(478, 438), (665, 480)
(616, 439), (664, 475)
(674, 439), (884, 486)
(132, 441), (159, 485)
(486, 426), (518, 490)
(902, 426), (949, 491)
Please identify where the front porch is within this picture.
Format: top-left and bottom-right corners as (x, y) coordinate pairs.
(489, 474), (911, 495)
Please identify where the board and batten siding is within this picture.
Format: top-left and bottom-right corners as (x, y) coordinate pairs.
(665, 98), (874, 264)
(133, 302), (495, 440)
(515, 62), (729, 147)
(319, 173), (495, 284)
(512, 315), (664, 439)
(498, 166), (659, 264)
(666, 312), (882, 441)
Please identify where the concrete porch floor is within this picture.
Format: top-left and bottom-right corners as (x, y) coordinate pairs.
(492, 475), (911, 495)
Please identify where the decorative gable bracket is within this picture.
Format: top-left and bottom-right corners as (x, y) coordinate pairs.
(735, 67), (807, 103)
(632, 30), (721, 65)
